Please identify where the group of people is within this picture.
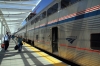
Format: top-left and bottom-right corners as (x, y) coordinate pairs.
(2, 32), (23, 52)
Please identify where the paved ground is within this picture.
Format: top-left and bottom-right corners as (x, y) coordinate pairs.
(0, 40), (68, 66)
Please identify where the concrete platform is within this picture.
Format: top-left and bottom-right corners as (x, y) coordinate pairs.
(0, 40), (69, 66)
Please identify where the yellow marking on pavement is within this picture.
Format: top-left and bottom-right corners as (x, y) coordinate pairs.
(24, 43), (68, 66)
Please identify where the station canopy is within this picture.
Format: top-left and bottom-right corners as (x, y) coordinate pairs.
(0, 0), (41, 33)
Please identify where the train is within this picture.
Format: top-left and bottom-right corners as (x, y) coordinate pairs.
(15, 0), (100, 66)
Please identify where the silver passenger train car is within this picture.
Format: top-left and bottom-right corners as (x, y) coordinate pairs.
(16, 0), (100, 66)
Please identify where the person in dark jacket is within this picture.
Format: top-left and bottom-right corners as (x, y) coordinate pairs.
(3, 32), (10, 51)
(17, 36), (23, 52)
(11, 35), (15, 40)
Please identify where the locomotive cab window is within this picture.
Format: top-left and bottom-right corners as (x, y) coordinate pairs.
(90, 33), (100, 50)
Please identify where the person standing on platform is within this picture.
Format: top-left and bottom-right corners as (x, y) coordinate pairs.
(11, 35), (15, 40)
(3, 32), (10, 51)
(17, 36), (23, 52)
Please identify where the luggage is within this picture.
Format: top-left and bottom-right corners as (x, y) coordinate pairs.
(1, 43), (5, 48)
(14, 45), (18, 50)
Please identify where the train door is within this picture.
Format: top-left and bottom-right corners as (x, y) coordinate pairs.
(52, 27), (58, 53)
(24, 33), (26, 41)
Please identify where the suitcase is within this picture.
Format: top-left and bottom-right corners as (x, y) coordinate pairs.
(1, 43), (5, 48)
(14, 45), (18, 50)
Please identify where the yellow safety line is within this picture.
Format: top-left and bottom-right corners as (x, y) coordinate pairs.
(23, 42), (68, 66)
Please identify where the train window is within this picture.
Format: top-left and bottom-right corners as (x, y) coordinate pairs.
(42, 11), (46, 19)
(61, 0), (79, 9)
(47, 3), (58, 16)
(40, 11), (46, 20)
(36, 17), (39, 22)
(61, 0), (70, 9)
(31, 19), (35, 25)
(34, 19), (36, 23)
(37, 16), (40, 22)
(31, 21), (33, 25)
(35, 17), (38, 23)
(70, 0), (79, 4)
(40, 14), (42, 20)
(90, 33), (100, 50)
(36, 35), (38, 40)
(27, 13), (36, 21)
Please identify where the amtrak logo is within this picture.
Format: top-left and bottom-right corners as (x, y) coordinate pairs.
(66, 36), (77, 44)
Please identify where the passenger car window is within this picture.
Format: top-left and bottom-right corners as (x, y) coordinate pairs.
(61, 0), (79, 9)
(47, 3), (58, 16)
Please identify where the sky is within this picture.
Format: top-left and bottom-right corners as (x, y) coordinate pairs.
(35, 0), (54, 13)
(21, 0), (54, 26)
